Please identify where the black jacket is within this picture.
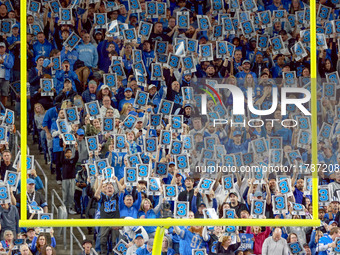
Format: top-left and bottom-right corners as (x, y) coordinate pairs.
(55, 89), (78, 104)
(60, 150), (79, 179)
(178, 189), (202, 209)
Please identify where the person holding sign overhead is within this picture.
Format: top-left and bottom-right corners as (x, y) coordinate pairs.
(94, 178), (124, 255)
(60, 141), (79, 215)
(119, 183), (143, 219)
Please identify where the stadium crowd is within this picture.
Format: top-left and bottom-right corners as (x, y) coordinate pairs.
(1, 0), (340, 253)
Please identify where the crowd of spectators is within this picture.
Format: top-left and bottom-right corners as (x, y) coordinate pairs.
(0, 0), (339, 253)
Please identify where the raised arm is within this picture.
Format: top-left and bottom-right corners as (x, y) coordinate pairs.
(94, 179), (103, 200)
(202, 226), (209, 241)
(265, 180), (271, 205)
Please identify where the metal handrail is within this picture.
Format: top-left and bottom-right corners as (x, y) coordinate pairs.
(0, 101), (5, 112)
(34, 160), (48, 202)
(51, 189), (66, 214)
(70, 226), (98, 255)
(9, 81), (19, 97)
(14, 131), (20, 155)
(51, 189), (67, 249)
(15, 131), (29, 155)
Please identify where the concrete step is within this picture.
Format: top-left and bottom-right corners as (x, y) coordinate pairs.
(27, 133), (91, 254)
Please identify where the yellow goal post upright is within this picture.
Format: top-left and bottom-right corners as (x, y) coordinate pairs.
(19, 0), (319, 252)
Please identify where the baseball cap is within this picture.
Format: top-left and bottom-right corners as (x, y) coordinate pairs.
(35, 55), (44, 62)
(26, 228), (35, 232)
(124, 87), (133, 92)
(254, 191), (262, 197)
(169, 162), (176, 166)
(27, 178), (35, 185)
(198, 35), (208, 41)
(233, 131), (242, 136)
(184, 104), (192, 108)
(242, 60), (251, 65)
(148, 84), (156, 90)
(20, 232), (28, 237)
(12, 24), (19, 29)
(0, 42), (5, 48)
(135, 234), (144, 239)
(329, 220), (338, 226)
(82, 239), (93, 245)
(199, 203), (206, 207)
(229, 191), (238, 197)
(77, 129), (85, 136)
(94, 30), (102, 35)
(100, 85), (110, 90)
(319, 207), (326, 212)
(62, 59), (70, 64)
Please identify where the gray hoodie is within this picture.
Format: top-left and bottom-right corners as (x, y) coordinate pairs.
(0, 204), (19, 236)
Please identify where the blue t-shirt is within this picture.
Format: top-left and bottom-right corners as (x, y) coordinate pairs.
(225, 138), (250, 154)
(179, 228), (209, 255)
(317, 234), (333, 255)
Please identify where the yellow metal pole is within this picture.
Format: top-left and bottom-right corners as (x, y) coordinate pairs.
(20, 0), (27, 220)
(310, 0), (318, 220)
(19, 0), (320, 230)
(19, 219), (321, 228)
(152, 227), (166, 255)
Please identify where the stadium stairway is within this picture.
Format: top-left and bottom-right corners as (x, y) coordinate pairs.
(27, 128), (94, 254)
